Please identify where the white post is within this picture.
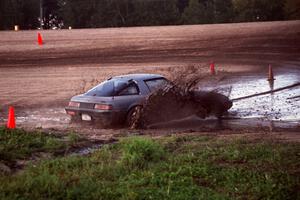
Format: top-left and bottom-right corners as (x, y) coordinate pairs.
(14, 25), (19, 31)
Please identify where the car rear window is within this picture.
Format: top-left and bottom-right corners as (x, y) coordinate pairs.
(145, 78), (168, 92)
(85, 79), (139, 97)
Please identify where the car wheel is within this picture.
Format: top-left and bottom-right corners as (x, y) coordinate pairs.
(126, 106), (142, 129)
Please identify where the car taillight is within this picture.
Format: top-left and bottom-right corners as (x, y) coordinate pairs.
(68, 101), (80, 107)
(66, 111), (76, 116)
(94, 104), (113, 110)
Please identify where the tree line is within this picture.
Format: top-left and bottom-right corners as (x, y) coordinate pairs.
(0, 0), (299, 30)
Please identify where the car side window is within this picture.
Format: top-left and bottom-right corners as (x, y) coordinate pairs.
(145, 78), (168, 92)
(117, 83), (139, 96)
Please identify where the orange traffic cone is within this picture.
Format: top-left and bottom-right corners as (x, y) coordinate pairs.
(37, 33), (43, 45)
(7, 106), (16, 129)
(268, 64), (275, 81)
(210, 61), (216, 75)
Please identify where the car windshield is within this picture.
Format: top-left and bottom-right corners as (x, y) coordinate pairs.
(85, 79), (130, 97)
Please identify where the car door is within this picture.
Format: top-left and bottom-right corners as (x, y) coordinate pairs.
(112, 82), (145, 113)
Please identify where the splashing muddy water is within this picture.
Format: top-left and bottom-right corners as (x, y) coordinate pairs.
(215, 73), (300, 121)
(0, 71), (299, 130)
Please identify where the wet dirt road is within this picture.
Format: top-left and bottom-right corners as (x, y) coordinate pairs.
(0, 21), (300, 137)
(200, 66), (300, 121)
(0, 65), (299, 134)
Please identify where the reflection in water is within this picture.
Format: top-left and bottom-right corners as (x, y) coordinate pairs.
(268, 79), (275, 121)
(268, 80), (274, 92)
(226, 73), (300, 121)
(0, 108), (69, 129)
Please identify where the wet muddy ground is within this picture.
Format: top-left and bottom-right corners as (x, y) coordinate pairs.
(229, 74), (300, 121)
(199, 68), (300, 120)
(0, 67), (299, 134)
(134, 68), (300, 131)
(0, 21), (300, 139)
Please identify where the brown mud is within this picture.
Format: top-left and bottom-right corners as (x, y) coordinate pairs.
(1, 137), (116, 175)
(128, 65), (232, 128)
(0, 21), (300, 141)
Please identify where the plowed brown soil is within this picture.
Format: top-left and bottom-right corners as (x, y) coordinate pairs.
(1, 20), (300, 109)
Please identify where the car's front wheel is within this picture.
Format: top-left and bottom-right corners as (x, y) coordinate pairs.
(126, 106), (142, 129)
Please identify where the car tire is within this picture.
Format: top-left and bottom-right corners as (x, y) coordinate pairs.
(126, 106), (142, 129)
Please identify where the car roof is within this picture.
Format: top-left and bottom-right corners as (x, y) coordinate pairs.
(111, 73), (165, 81)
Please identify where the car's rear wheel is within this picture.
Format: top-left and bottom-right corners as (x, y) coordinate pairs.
(126, 106), (142, 129)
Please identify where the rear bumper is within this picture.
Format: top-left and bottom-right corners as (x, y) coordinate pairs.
(65, 107), (125, 125)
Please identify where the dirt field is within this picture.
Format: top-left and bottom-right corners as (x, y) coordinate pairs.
(0, 20), (299, 138)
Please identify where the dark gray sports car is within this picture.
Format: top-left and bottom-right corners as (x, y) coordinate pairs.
(65, 74), (168, 126)
(65, 73), (233, 127)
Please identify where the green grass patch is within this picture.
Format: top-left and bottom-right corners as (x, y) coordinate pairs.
(0, 127), (65, 164)
(0, 135), (299, 200)
(120, 137), (164, 169)
(0, 127), (88, 171)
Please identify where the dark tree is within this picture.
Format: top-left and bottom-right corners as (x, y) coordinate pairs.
(285, 0), (300, 19)
(233, 0), (285, 22)
(181, 0), (214, 24)
(214, 0), (234, 23)
(0, 0), (295, 30)
(177, 0), (189, 13)
(0, 0), (39, 30)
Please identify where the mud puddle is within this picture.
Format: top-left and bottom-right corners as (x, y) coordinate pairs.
(0, 71), (299, 131)
(0, 108), (69, 129)
(3, 139), (114, 175)
(205, 72), (300, 122)
(147, 115), (299, 131)
(134, 68), (299, 130)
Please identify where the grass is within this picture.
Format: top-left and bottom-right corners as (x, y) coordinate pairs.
(120, 137), (164, 169)
(0, 134), (299, 200)
(0, 127), (65, 164)
(0, 127), (85, 169)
